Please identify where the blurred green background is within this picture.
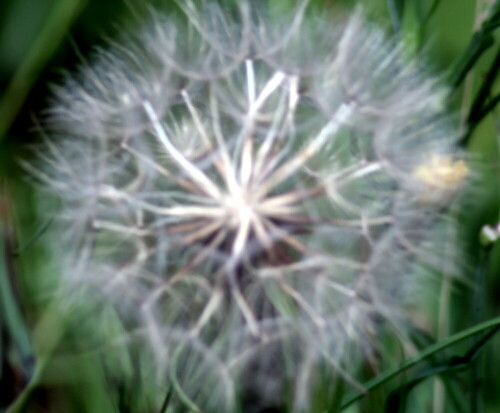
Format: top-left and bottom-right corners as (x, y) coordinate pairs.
(1, 0), (499, 412)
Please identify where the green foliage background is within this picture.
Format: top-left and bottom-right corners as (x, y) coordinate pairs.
(1, 0), (500, 412)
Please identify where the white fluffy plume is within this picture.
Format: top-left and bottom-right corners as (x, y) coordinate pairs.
(32, 1), (467, 411)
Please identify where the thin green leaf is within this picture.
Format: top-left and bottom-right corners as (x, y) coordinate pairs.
(159, 386), (174, 413)
(468, 46), (500, 123)
(461, 45), (500, 144)
(13, 217), (53, 256)
(0, 226), (33, 365)
(421, 0), (443, 26)
(0, 0), (87, 140)
(340, 316), (500, 410)
(474, 92), (500, 126)
(387, 0), (405, 32)
(449, 33), (495, 89)
(449, 0), (500, 90)
(386, 325), (500, 413)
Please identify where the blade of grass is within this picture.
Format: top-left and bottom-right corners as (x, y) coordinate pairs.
(387, 0), (405, 32)
(472, 91), (500, 124)
(468, 45), (500, 122)
(469, 245), (491, 413)
(448, 0), (500, 89)
(340, 316), (500, 410)
(386, 324), (500, 413)
(13, 216), (53, 257)
(461, 45), (500, 144)
(0, 0), (87, 140)
(0, 197), (33, 366)
(416, 0), (444, 50)
(421, 0), (443, 27)
(159, 386), (174, 413)
(449, 32), (495, 89)
(407, 325), (468, 412)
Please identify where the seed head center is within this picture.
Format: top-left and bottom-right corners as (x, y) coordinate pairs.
(223, 190), (257, 229)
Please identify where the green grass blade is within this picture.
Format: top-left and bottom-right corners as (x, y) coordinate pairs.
(340, 316), (500, 410)
(0, 225), (32, 362)
(0, 0), (87, 140)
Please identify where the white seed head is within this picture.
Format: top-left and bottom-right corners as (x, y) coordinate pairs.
(35, 1), (467, 411)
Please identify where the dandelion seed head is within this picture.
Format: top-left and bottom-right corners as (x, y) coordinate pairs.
(34, 1), (467, 411)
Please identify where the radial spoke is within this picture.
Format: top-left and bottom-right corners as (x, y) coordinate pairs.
(122, 142), (172, 178)
(191, 288), (224, 335)
(251, 214), (274, 252)
(232, 286), (259, 336)
(169, 226), (230, 284)
(278, 280), (324, 327)
(181, 90), (213, 151)
(330, 216), (392, 227)
(245, 59), (256, 105)
(143, 100), (223, 200)
(254, 76), (299, 180)
(239, 130), (254, 187)
(210, 88), (240, 194)
(239, 70), (287, 189)
(252, 71), (286, 114)
(257, 103), (353, 197)
(232, 212), (252, 258)
(180, 218), (225, 244)
(257, 204), (298, 218)
(258, 185), (324, 209)
(92, 220), (152, 236)
(124, 193), (225, 218)
(261, 217), (311, 255)
(181, 90), (227, 180)
(338, 161), (383, 184)
(166, 219), (212, 236)
(253, 108), (287, 178)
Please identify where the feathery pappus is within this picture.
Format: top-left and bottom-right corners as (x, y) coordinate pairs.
(29, 1), (468, 411)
